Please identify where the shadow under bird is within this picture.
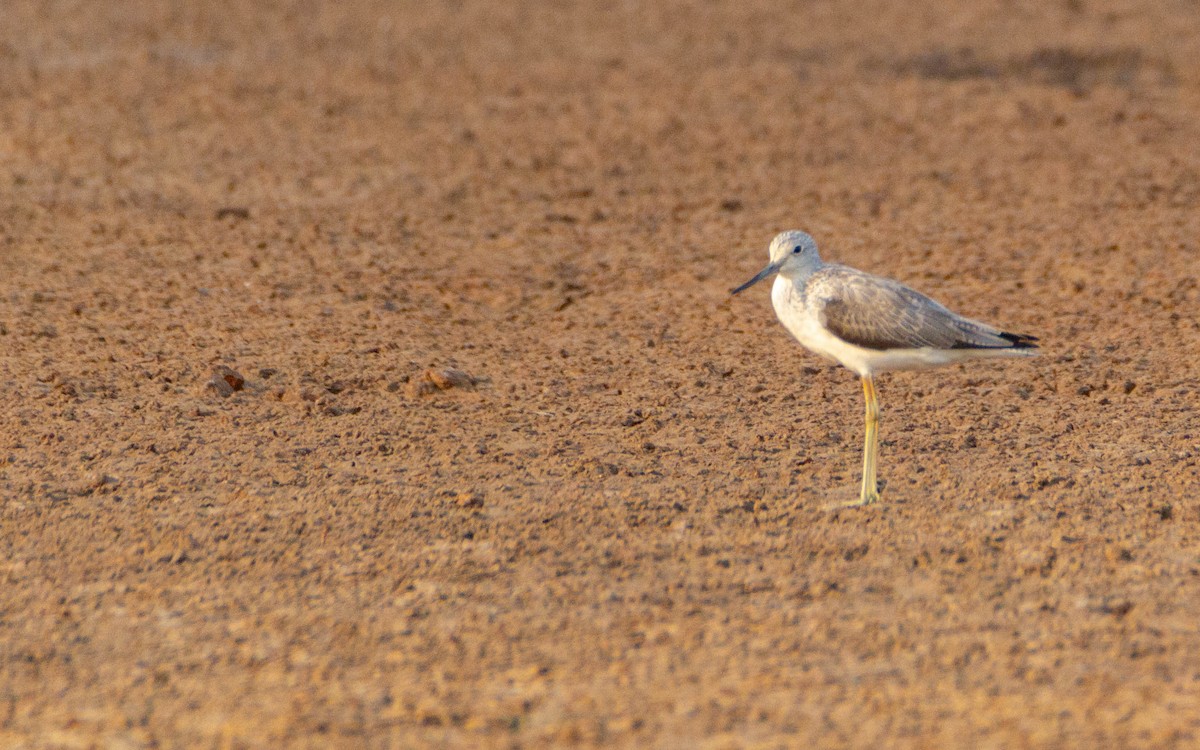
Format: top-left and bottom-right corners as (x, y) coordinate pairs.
(731, 230), (1038, 506)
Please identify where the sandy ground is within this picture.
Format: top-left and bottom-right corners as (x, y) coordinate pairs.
(2, 0), (1200, 747)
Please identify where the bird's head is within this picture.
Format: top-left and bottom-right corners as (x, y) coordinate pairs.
(731, 230), (820, 295)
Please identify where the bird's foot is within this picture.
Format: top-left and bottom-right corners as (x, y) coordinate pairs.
(843, 491), (880, 508)
(822, 488), (880, 511)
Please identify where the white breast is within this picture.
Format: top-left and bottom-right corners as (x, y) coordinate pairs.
(771, 275), (869, 374)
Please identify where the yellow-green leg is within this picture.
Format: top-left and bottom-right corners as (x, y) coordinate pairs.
(851, 375), (881, 506)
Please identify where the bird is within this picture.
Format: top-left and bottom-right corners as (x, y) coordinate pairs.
(731, 230), (1038, 506)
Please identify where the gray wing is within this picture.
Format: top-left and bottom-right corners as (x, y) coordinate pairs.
(811, 266), (1027, 351)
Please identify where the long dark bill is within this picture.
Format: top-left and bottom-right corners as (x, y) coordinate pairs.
(730, 261), (781, 296)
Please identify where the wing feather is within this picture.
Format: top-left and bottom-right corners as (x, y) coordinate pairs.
(812, 266), (1024, 351)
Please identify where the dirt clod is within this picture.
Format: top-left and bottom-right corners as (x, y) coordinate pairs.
(207, 366), (245, 397)
(455, 492), (485, 508)
(408, 368), (478, 397)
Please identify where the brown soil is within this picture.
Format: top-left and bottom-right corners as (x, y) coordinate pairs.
(2, 1), (1199, 747)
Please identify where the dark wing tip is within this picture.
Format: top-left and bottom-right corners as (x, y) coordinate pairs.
(949, 330), (1040, 350)
(999, 331), (1039, 349)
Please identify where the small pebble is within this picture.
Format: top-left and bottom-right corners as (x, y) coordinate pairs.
(207, 365), (245, 397)
(406, 368), (478, 397)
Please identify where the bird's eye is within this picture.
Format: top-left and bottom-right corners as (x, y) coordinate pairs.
(792, 245), (803, 254)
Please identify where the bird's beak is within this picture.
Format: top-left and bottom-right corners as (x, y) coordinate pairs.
(730, 260), (782, 296)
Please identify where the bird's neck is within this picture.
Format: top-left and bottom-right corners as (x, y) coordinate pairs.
(771, 271), (806, 310)
(781, 254), (823, 283)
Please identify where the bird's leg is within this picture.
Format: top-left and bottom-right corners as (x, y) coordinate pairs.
(857, 374), (881, 505)
(831, 375), (881, 509)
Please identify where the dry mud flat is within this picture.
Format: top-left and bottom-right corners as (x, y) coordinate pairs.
(2, 1), (1200, 747)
